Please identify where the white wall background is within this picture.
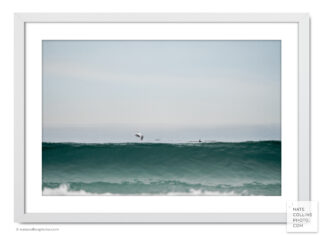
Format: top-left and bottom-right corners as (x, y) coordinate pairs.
(0, 0), (322, 234)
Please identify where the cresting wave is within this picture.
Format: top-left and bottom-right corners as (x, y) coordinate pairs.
(42, 141), (281, 196)
(42, 184), (241, 196)
(42, 181), (281, 196)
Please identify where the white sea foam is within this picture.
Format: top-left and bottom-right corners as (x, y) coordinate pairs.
(42, 184), (247, 196)
(43, 184), (113, 196)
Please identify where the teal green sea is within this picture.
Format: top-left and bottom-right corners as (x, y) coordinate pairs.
(42, 141), (281, 196)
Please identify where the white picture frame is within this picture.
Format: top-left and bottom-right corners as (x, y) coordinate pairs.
(14, 13), (310, 223)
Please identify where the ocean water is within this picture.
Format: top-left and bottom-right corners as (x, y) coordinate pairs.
(42, 141), (281, 196)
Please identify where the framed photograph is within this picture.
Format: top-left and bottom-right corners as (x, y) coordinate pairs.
(14, 13), (310, 223)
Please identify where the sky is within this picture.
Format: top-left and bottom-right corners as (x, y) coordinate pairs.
(42, 40), (281, 142)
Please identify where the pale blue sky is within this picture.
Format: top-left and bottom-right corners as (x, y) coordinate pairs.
(42, 40), (281, 142)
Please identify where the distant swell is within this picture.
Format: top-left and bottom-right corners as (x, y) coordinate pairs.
(42, 141), (281, 196)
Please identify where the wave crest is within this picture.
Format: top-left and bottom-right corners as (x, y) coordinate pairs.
(42, 181), (280, 196)
(42, 183), (243, 196)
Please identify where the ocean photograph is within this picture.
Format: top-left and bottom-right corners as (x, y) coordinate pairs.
(42, 40), (281, 196)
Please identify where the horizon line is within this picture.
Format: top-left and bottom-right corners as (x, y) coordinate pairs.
(42, 139), (281, 144)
